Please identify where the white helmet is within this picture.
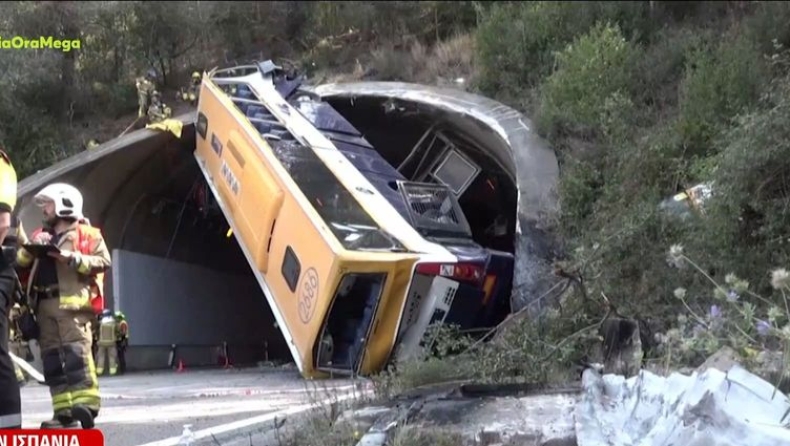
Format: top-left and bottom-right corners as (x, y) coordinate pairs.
(34, 183), (84, 220)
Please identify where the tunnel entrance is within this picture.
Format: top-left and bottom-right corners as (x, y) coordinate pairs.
(14, 130), (292, 372)
(111, 143), (291, 371)
(326, 96), (519, 256)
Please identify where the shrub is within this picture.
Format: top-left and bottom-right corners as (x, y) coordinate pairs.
(658, 245), (790, 388)
(744, 1), (790, 54)
(676, 29), (768, 157)
(689, 50), (790, 282)
(475, 1), (651, 100)
(538, 22), (640, 142)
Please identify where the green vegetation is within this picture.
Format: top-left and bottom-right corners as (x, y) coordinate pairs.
(0, 1), (479, 176)
(371, 0), (790, 391)
(5, 1), (790, 394)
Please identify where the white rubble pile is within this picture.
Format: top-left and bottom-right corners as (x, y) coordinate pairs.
(576, 364), (790, 446)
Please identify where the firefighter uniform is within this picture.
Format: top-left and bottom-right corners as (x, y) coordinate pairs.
(96, 310), (119, 376)
(115, 311), (129, 375)
(17, 183), (111, 429)
(147, 91), (173, 123)
(135, 69), (157, 118)
(181, 72), (201, 105)
(8, 305), (27, 385)
(0, 149), (21, 429)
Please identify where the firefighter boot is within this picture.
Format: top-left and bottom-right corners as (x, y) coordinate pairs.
(41, 412), (79, 429)
(72, 405), (96, 429)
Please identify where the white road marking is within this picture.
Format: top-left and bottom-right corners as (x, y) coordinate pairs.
(135, 389), (368, 446)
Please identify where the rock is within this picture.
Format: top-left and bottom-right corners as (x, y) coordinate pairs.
(336, 406), (393, 435)
(599, 316), (643, 377)
(753, 350), (790, 392)
(356, 432), (387, 446)
(696, 346), (741, 373)
(415, 392), (578, 445)
(697, 347), (789, 392)
(475, 430), (502, 445)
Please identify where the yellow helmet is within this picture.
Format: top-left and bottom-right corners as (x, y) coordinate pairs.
(192, 71), (201, 79)
(0, 149), (18, 214)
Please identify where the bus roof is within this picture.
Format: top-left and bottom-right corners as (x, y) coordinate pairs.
(206, 62), (459, 260)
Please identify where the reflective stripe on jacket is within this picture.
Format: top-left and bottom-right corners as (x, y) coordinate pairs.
(17, 222), (111, 312)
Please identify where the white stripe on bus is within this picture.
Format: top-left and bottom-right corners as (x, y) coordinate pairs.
(211, 70), (454, 260)
(249, 75), (454, 258)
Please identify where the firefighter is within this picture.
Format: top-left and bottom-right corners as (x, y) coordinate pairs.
(91, 313), (99, 362)
(8, 304), (27, 385)
(0, 148), (21, 429)
(147, 91), (172, 124)
(135, 68), (158, 118)
(180, 71), (201, 105)
(115, 311), (129, 375)
(16, 183), (111, 429)
(96, 309), (118, 376)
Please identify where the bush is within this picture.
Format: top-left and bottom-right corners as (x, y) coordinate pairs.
(744, 1), (790, 54)
(538, 23), (639, 142)
(633, 26), (708, 114)
(475, 1), (651, 100)
(676, 30), (768, 157)
(690, 52), (790, 282)
(657, 245), (790, 389)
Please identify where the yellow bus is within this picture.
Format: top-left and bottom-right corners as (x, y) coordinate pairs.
(193, 61), (515, 378)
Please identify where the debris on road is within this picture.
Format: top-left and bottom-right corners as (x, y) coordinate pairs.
(576, 365), (790, 446)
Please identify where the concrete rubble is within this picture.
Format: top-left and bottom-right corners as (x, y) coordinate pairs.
(344, 386), (580, 446)
(576, 364), (790, 446)
(340, 359), (790, 446)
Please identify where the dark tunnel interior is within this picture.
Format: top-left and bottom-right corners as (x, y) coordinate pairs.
(327, 96), (519, 255)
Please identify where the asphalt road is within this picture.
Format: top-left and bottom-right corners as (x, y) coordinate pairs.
(19, 366), (368, 446)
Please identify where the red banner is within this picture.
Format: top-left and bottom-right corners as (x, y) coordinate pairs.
(0, 430), (104, 446)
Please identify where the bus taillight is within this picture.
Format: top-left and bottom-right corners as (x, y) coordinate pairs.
(415, 262), (485, 285)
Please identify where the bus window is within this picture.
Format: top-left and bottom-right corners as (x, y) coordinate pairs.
(281, 246), (301, 293)
(316, 272), (387, 373)
(267, 138), (405, 252)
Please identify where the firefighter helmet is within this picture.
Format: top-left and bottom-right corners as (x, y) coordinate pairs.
(192, 71), (201, 79)
(0, 149), (18, 214)
(34, 183), (84, 220)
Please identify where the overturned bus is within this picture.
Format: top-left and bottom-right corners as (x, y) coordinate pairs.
(196, 61), (518, 377)
(14, 60), (560, 378)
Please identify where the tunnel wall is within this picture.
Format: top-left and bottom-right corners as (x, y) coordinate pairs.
(312, 82), (563, 314)
(113, 249), (288, 370)
(13, 115), (290, 371)
(112, 249), (281, 346)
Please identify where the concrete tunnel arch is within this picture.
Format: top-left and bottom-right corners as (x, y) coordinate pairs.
(13, 82), (560, 374)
